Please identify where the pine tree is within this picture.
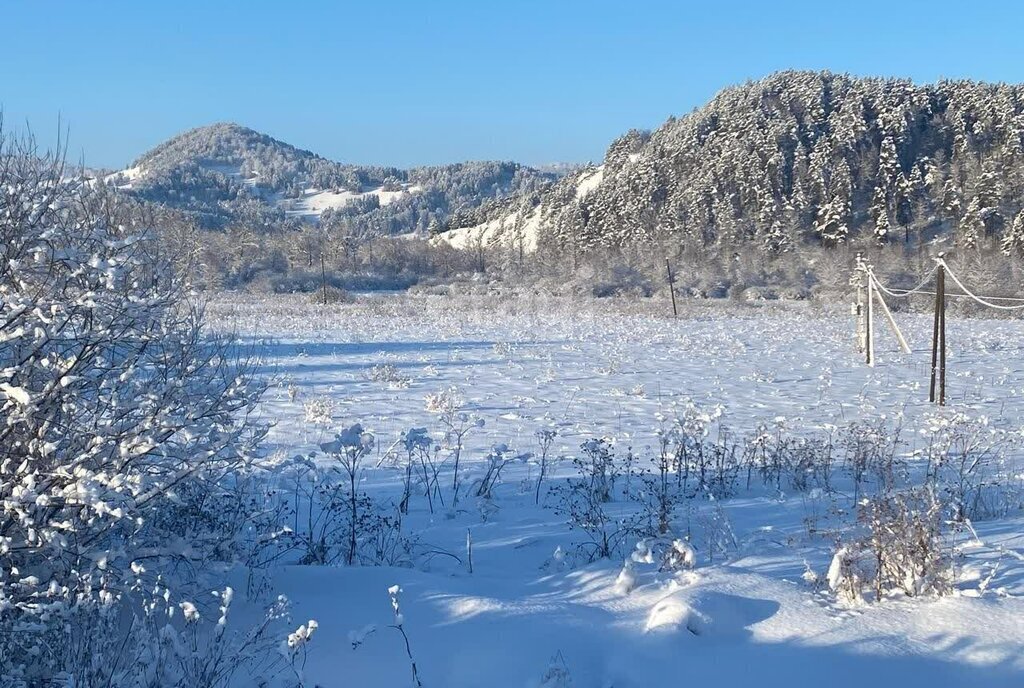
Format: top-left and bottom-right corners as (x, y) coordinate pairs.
(870, 185), (890, 242)
(959, 197), (985, 248)
(1001, 208), (1024, 255)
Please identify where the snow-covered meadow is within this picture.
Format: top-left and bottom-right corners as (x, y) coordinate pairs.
(209, 293), (1024, 688)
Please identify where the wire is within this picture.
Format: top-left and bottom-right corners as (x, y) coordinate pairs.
(867, 264), (938, 298)
(867, 262), (1024, 307)
(938, 259), (1024, 310)
(869, 288), (1024, 302)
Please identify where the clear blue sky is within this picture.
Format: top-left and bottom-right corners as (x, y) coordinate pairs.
(4, 0), (1023, 169)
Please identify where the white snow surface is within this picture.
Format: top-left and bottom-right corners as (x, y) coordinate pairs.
(286, 185), (418, 219)
(209, 294), (1024, 688)
(434, 205), (544, 252)
(574, 164), (604, 199)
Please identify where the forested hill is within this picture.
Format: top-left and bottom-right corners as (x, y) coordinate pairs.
(441, 71), (1024, 257)
(99, 122), (556, 234)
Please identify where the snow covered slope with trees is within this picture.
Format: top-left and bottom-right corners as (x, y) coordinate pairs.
(438, 71), (1024, 257)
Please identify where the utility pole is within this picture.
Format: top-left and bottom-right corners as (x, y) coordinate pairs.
(929, 258), (947, 405)
(853, 253), (866, 354)
(321, 252), (328, 306)
(665, 259), (678, 318)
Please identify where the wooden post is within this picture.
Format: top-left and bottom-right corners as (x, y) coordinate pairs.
(853, 253), (868, 357)
(870, 274), (912, 354)
(865, 274), (875, 366)
(938, 265), (946, 406)
(855, 280), (865, 353)
(320, 252), (328, 305)
(929, 262), (946, 404)
(666, 259), (678, 318)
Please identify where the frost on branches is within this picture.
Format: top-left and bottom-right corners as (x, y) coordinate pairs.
(0, 126), (270, 682)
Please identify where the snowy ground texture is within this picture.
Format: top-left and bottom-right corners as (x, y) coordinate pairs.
(210, 293), (1024, 688)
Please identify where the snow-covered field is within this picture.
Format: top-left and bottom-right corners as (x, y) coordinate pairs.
(209, 293), (1024, 688)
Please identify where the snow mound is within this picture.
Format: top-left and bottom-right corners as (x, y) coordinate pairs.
(645, 590), (779, 638)
(644, 595), (696, 634)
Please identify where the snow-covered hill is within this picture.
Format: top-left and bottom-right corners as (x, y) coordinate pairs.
(100, 122), (555, 232)
(437, 70), (1024, 256)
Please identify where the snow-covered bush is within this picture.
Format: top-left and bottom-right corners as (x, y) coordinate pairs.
(319, 424), (377, 565)
(276, 448), (412, 567)
(425, 386), (484, 504)
(661, 401), (735, 498)
(534, 427), (558, 505)
(474, 443), (522, 501)
(918, 411), (1018, 521)
(842, 418), (905, 500)
(551, 439), (644, 561)
(0, 128), (272, 684)
(661, 538), (697, 572)
(366, 363), (411, 388)
(828, 488), (955, 603)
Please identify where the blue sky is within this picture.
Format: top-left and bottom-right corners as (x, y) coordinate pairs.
(4, 0), (1023, 169)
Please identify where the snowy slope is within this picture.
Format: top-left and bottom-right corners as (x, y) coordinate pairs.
(285, 185), (422, 220)
(436, 205), (545, 252)
(434, 165), (604, 251)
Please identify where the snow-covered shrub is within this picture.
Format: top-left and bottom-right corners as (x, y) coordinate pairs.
(534, 427), (558, 505)
(550, 439), (644, 561)
(637, 429), (685, 535)
(366, 363), (412, 388)
(474, 443), (523, 501)
(399, 427), (433, 514)
(662, 538), (697, 572)
(426, 386), (484, 504)
(1, 578), (311, 688)
(580, 438), (619, 503)
(694, 496), (739, 563)
(277, 446), (412, 567)
(827, 545), (869, 604)
(537, 651), (574, 688)
(305, 284), (351, 305)
(302, 395), (335, 426)
(319, 424), (376, 565)
(918, 411), (1018, 521)
(0, 128), (268, 680)
(662, 401), (734, 497)
(842, 418), (905, 500)
(829, 488), (955, 603)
